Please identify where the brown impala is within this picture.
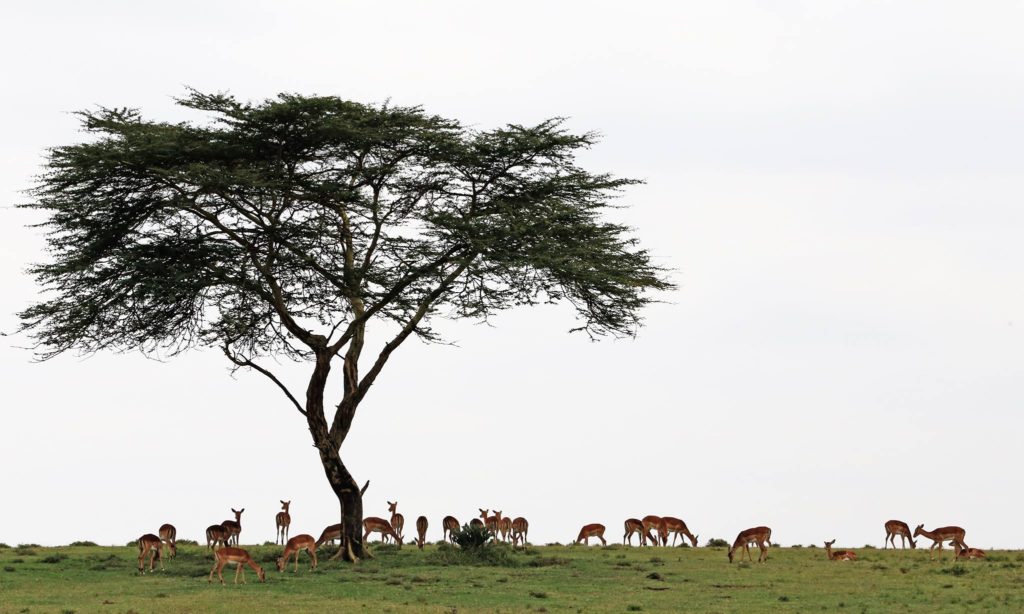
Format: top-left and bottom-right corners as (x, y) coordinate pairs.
(137, 534), (166, 573)
(952, 540), (986, 561)
(222, 508), (244, 546)
(575, 523), (607, 546)
(662, 516), (699, 548)
(728, 526), (772, 563)
(275, 500), (292, 545)
(641, 515), (666, 546)
(824, 539), (857, 561)
(480, 509), (501, 538)
(315, 523), (342, 548)
(208, 547), (265, 584)
(415, 516), (428, 549)
(498, 516), (513, 542)
(913, 524), (966, 560)
(276, 534), (317, 572)
(883, 520), (916, 549)
(511, 517), (529, 548)
(206, 524), (230, 550)
(158, 524), (177, 558)
(387, 501), (405, 544)
(623, 518), (655, 546)
(363, 516), (403, 547)
(442, 516), (460, 543)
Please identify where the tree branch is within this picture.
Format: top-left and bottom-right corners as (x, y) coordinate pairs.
(223, 343), (306, 416)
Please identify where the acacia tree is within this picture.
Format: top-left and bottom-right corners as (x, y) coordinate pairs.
(19, 91), (672, 561)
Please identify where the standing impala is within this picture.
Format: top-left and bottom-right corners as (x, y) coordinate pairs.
(575, 523), (607, 546)
(222, 508), (244, 546)
(623, 518), (655, 546)
(952, 540), (986, 560)
(275, 501), (292, 545)
(208, 547), (265, 584)
(662, 517), (698, 548)
(387, 501), (405, 544)
(824, 539), (857, 561)
(728, 526), (772, 563)
(442, 516), (460, 543)
(480, 509), (500, 539)
(913, 524), (967, 560)
(158, 524), (177, 558)
(883, 520), (916, 549)
(137, 534), (165, 573)
(206, 524), (229, 550)
(363, 516), (403, 547)
(641, 515), (667, 546)
(498, 516), (513, 542)
(415, 516), (428, 549)
(511, 517), (529, 548)
(276, 534), (317, 572)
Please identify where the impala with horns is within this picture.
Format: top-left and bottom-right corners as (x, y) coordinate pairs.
(913, 524), (967, 560)
(277, 534), (318, 572)
(208, 547), (265, 584)
(275, 500), (292, 545)
(728, 526), (772, 563)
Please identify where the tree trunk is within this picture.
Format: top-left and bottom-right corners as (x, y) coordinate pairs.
(320, 448), (367, 561)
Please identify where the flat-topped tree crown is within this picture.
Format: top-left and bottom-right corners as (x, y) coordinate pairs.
(19, 90), (673, 561)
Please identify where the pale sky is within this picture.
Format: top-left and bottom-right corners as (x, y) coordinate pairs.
(2, 1), (1022, 550)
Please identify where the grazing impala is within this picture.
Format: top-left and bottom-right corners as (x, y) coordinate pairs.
(415, 516), (428, 549)
(276, 534), (318, 572)
(275, 501), (292, 545)
(728, 526), (772, 563)
(158, 524), (177, 558)
(206, 524), (230, 550)
(469, 518), (484, 529)
(511, 517), (529, 548)
(952, 540), (986, 561)
(387, 501), (405, 544)
(623, 518), (655, 546)
(884, 520), (916, 550)
(642, 515), (666, 546)
(222, 508), (244, 546)
(316, 523), (341, 548)
(208, 547), (265, 584)
(662, 517), (698, 548)
(137, 534), (165, 573)
(824, 539), (857, 561)
(575, 523), (607, 546)
(498, 516), (513, 542)
(913, 524), (967, 560)
(363, 516), (403, 547)
(442, 516), (460, 543)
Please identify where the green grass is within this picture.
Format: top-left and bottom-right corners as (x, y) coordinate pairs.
(0, 543), (1020, 613)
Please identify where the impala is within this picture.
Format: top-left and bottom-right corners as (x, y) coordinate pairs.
(480, 508), (500, 538)
(137, 534), (165, 573)
(641, 515), (667, 546)
(222, 508), (244, 546)
(364, 516), (403, 547)
(498, 516), (513, 542)
(442, 516), (460, 543)
(387, 501), (405, 544)
(469, 518), (484, 529)
(208, 547), (265, 584)
(952, 540), (986, 561)
(275, 500), (292, 546)
(662, 517), (698, 548)
(913, 524), (967, 560)
(316, 523), (341, 548)
(883, 520), (916, 549)
(415, 516), (428, 549)
(206, 524), (230, 550)
(728, 526), (771, 563)
(511, 517), (529, 548)
(158, 524), (177, 558)
(575, 523), (607, 546)
(824, 539), (857, 561)
(623, 518), (655, 546)
(276, 534), (317, 572)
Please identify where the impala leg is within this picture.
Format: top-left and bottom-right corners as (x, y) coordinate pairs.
(217, 560), (226, 584)
(310, 546), (318, 571)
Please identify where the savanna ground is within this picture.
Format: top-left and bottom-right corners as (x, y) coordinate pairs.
(0, 541), (1020, 613)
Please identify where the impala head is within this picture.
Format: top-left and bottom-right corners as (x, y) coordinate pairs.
(910, 538), (917, 549)
(232, 508), (244, 520)
(255, 562), (266, 582)
(495, 510), (503, 520)
(913, 524), (924, 537)
(280, 500), (290, 511)
(168, 542), (177, 558)
(727, 546), (736, 563)
(388, 501), (398, 513)
(479, 508), (489, 519)
(690, 534), (699, 548)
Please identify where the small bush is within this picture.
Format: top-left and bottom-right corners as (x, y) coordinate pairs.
(13, 547), (36, 556)
(18, 544), (41, 548)
(862, 544), (876, 549)
(67, 541), (98, 547)
(3, 566), (15, 572)
(41, 554), (68, 564)
(778, 596), (790, 602)
(627, 606), (643, 612)
(942, 565), (969, 577)
(646, 572), (663, 581)
(0, 543), (9, 549)
(807, 544), (817, 549)
(177, 539), (199, 546)
(790, 544), (803, 548)
(705, 538), (729, 548)
(450, 524), (493, 550)
(529, 591), (548, 599)
(427, 541), (519, 567)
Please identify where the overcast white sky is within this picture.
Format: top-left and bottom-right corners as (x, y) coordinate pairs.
(2, 1), (1022, 550)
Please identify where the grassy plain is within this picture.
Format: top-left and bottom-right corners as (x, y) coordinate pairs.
(0, 541), (1020, 613)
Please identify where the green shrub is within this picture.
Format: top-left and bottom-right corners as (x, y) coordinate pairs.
(942, 565), (969, 577)
(427, 541), (519, 567)
(0, 543), (9, 548)
(67, 541), (98, 547)
(18, 544), (40, 548)
(42, 554), (68, 564)
(177, 539), (199, 546)
(13, 547), (36, 556)
(705, 538), (729, 548)
(450, 524), (493, 550)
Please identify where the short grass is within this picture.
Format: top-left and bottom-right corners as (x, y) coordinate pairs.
(0, 542), (1021, 613)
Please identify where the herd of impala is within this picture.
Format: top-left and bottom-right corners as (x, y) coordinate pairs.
(134, 502), (986, 584)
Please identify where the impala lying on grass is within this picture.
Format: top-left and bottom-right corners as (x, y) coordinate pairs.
(913, 524), (967, 560)
(275, 501), (291, 546)
(824, 539), (857, 561)
(575, 523), (607, 546)
(208, 547), (265, 584)
(277, 534), (317, 572)
(952, 540), (986, 560)
(728, 526), (772, 563)
(884, 519), (916, 549)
